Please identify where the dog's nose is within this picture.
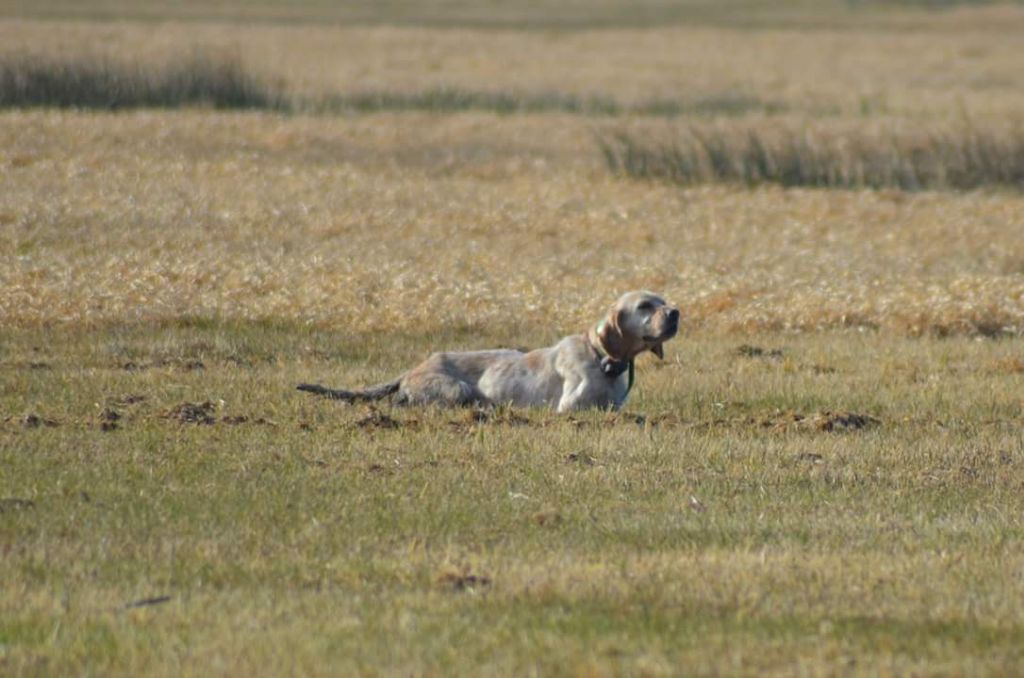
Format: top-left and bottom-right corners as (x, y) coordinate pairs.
(667, 308), (680, 322)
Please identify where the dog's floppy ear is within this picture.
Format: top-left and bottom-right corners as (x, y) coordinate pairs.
(610, 307), (627, 333)
(598, 309), (628, 361)
(649, 343), (664, 360)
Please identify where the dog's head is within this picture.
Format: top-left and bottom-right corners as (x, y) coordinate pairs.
(594, 290), (679, 361)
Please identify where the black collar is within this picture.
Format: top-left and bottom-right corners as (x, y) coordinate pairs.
(585, 331), (636, 393)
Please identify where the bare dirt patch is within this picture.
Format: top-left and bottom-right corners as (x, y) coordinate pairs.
(20, 413), (59, 429)
(98, 407), (121, 431)
(563, 412), (648, 429)
(366, 462), (391, 475)
(162, 401), (217, 425)
(530, 508), (564, 526)
(108, 394), (147, 406)
(566, 451), (598, 465)
(448, 408), (531, 430)
(221, 414), (275, 426)
(757, 410), (881, 433)
(989, 357), (1024, 375)
(0, 497), (36, 512)
(120, 358), (205, 372)
(353, 407), (403, 431)
(735, 344), (785, 359)
(437, 565), (492, 592)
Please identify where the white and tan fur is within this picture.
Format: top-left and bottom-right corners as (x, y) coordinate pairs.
(298, 291), (679, 412)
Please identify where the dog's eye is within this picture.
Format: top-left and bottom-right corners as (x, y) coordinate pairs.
(637, 301), (654, 312)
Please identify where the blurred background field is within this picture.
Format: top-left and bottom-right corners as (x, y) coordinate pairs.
(1, 0), (1023, 335)
(3, 3), (1024, 116)
(2, 1), (1024, 675)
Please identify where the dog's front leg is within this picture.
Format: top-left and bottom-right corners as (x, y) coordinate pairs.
(556, 376), (591, 413)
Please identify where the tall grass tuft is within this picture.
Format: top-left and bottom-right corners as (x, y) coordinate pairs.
(599, 120), (1024, 190)
(0, 52), (789, 117)
(313, 89), (784, 117)
(0, 52), (285, 110)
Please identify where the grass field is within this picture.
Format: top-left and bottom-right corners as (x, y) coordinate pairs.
(2, 1), (1024, 675)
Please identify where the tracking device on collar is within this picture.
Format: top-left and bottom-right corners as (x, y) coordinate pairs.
(600, 356), (630, 379)
(600, 356), (635, 397)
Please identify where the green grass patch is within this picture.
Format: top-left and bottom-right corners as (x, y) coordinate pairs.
(2, 322), (1023, 673)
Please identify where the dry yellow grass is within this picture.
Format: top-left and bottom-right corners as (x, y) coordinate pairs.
(2, 7), (1024, 336)
(2, 110), (1023, 335)
(2, 4), (1024, 675)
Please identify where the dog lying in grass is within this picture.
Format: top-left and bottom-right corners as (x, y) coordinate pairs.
(298, 290), (679, 412)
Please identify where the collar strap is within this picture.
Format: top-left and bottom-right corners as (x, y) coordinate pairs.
(589, 321), (635, 397)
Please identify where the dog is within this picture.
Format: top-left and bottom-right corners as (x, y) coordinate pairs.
(297, 290), (679, 412)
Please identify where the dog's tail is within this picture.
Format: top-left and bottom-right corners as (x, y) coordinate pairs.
(297, 375), (403, 403)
